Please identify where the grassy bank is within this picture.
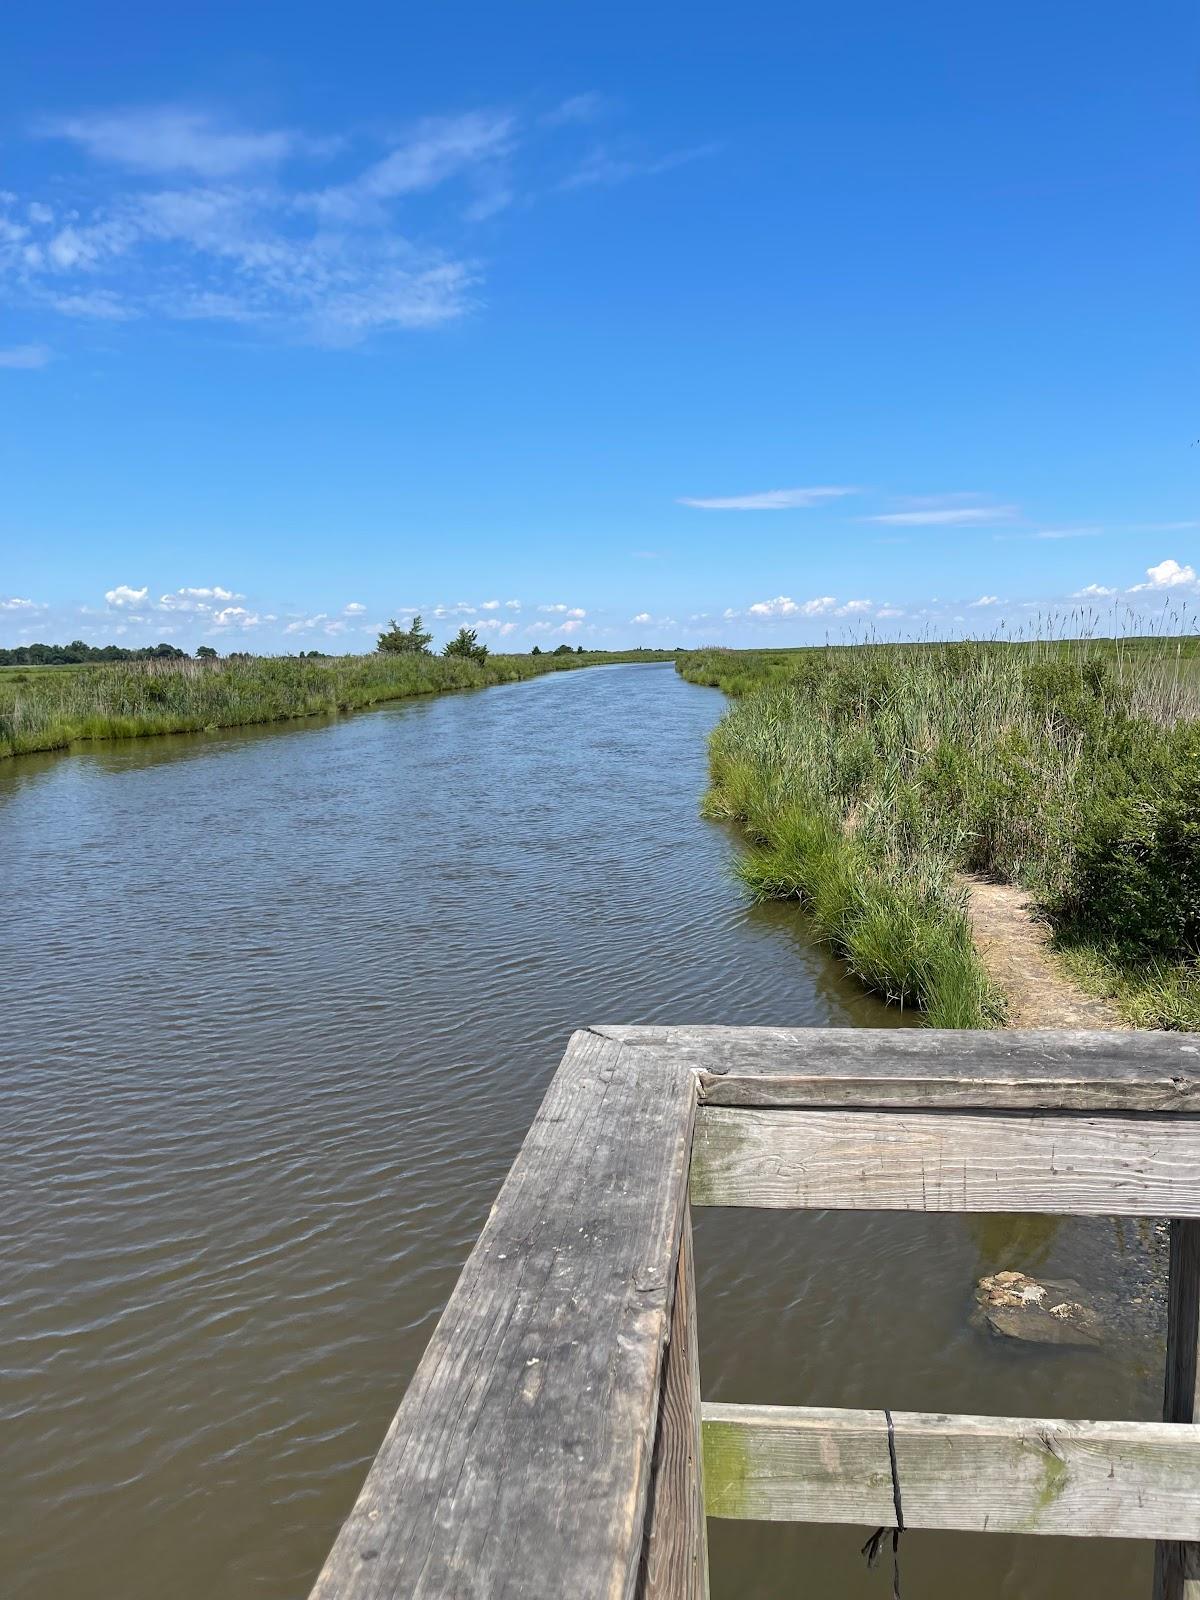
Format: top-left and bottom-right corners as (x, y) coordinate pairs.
(678, 638), (1200, 1029)
(0, 649), (676, 760)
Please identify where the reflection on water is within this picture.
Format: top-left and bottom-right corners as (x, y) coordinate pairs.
(1, 664), (1164, 1600)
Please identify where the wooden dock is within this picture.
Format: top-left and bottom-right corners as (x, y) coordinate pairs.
(308, 1026), (1200, 1599)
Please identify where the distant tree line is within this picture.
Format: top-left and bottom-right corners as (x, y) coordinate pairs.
(0, 639), (190, 665)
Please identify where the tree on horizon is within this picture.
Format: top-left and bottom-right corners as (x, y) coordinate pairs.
(377, 614), (433, 655)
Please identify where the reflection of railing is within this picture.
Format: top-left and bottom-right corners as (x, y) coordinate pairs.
(307, 1026), (1200, 1600)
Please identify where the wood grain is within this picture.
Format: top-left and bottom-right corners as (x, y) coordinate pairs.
(702, 1403), (1200, 1540)
(592, 1026), (1200, 1111)
(308, 1030), (698, 1600)
(637, 1211), (709, 1599)
(690, 1105), (1200, 1216)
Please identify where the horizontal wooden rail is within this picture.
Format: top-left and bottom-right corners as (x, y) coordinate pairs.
(690, 1105), (1200, 1215)
(702, 1403), (1200, 1541)
(595, 1026), (1200, 1112)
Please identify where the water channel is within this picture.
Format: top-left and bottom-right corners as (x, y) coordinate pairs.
(2, 663), (1164, 1597)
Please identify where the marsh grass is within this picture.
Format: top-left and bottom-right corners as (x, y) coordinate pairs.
(0, 649), (675, 760)
(680, 621), (1200, 1029)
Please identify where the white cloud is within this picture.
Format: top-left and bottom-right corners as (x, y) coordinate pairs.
(105, 583), (148, 607)
(558, 617), (584, 633)
(1, 595), (42, 610)
(631, 612), (653, 623)
(1072, 583), (1118, 599)
(343, 601), (366, 614)
(745, 594), (836, 618)
(537, 602), (569, 613)
(504, 598), (521, 610)
(41, 107), (302, 177)
(157, 585), (243, 612)
(0, 342), (51, 368)
(1130, 558), (1197, 592)
(969, 595), (1000, 607)
(679, 486), (856, 511)
(835, 598), (873, 616)
(876, 606), (905, 619)
(479, 599), (500, 609)
(473, 617), (518, 635)
(866, 505), (1017, 526)
(210, 605), (272, 629)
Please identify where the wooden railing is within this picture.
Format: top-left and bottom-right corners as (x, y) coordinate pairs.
(307, 1026), (1200, 1599)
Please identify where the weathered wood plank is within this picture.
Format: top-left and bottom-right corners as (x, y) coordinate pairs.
(592, 1026), (1200, 1111)
(701, 1403), (1200, 1541)
(637, 1211), (709, 1600)
(308, 1030), (698, 1600)
(1155, 1219), (1200, 1599)
(690, 1105), (1200, 1215)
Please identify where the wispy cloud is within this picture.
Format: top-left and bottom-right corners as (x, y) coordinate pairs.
(0, 342), (52, 368)
(4, 98), (699, 347)
(540, 93), (610, 128)
(1, 595), (44, 610)
(866, 504), (1017, 527)
(679, 486), (856, 511)
(561, 141), (719, 190)
(40, 107), (310, 178)
(1034, 527), (1102, 540)
(304, 112), (515, 225)
(969, 594), (1000, 607)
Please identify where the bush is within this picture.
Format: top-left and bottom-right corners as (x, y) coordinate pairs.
(1065, 754), (1200, 960)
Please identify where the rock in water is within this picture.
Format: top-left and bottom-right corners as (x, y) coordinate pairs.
(972, 1269), (1103, 1347)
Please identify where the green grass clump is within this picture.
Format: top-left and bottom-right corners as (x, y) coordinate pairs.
(0, 649), (676, 760)
(679, 633), (1200, 1029)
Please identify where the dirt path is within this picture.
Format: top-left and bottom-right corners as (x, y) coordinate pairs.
(962, 877), (1127, 1029)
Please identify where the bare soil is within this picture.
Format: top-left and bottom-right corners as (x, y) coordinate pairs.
(962, 877), (1127, 1029)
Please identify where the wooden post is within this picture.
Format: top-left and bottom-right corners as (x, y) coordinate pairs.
(639, 1210), (709, 1598)
(1155, 1220), (1200, 1600)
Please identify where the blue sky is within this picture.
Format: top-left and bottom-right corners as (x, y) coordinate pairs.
(1, 0), (1197, 652)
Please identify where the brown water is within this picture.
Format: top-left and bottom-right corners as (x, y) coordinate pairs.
(1, 664), (1164, 1599)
